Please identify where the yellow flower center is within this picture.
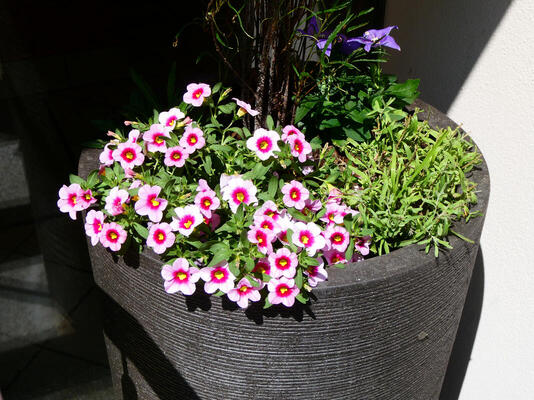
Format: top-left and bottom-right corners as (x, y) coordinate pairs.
(239, 285), (248, 293)
(125, 151), (134, 160)
(262, 223), (270, 230)
(155, 135), (164, 144)
(109, 232), (118, 240)
(84, 193), (92, 200)
(172, 152), (181, 160)
(266, 211), (275, 217)
(279, 258), (287, 267)
(203, 199), (212, 207)
(295, 143), (301, 151)
(190, 136), (197, 144)
(151, 199), (160, 207)
(71, 195), (77, 204)
(333, 233), (343, 243)
(279, 286), (288, 294)
(176, 272), (187, 280)
(291, 190), (298, 199)
(236, 192), (245, 202)
(184, 220), (192, 229)
(301, 235), (309, 244)
(157, 232), (165, 241)
(259, 140), (269, 150)
(214, 270), (224, 280)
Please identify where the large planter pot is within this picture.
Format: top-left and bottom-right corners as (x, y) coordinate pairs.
(79, 100), (490, 400)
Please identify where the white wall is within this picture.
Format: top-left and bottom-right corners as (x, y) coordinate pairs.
(384, 1), (534, 399)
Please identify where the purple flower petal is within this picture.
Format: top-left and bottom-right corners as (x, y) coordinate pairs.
(378, 35), (401, 51)
(316, 38), (332, 56)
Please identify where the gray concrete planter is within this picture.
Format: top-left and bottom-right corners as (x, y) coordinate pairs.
(79, 100), (490, 400)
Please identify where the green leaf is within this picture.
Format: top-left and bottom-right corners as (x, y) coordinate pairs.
(86, 170), (99, 187)
(69, 174), (85, 185)
(319, 118), (341, 130)
(218, 103), (236, 114)
(295, 97), (318, 123)
(267, 175), (278, 198)
(266, 115), (275, 130)
(295, 268), (303, 289)
(133, 223), (149, 239)
(212, 82), (222, 94)
(204, 155), (213, 175)
(295, 293), (308, 304)
(386, 79), (421, 104)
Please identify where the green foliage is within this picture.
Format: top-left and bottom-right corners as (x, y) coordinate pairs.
(338, 111), (481, 256)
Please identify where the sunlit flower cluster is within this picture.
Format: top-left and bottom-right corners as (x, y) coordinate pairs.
(58, 82), (372, 309)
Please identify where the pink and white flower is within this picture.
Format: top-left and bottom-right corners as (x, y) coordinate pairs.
(158, 107), (185, 129)
(227, 278), (262, 308)
(194, 190), (220, 219)
(324, 225), (350, 252)
(327, 187), (343, 204)
(164, 146), (190, 167)
(180, 126), (205, 152)
(323, 249), (348, 265)
(304, 259), (328, 287)
(196, 179), (211, 193)
(112, 141), (145, 170)
(355, 236), (372, 256)
(79, 189), (96, 209)
(254, 200), (281, 221)
(252, 215), (280, 234)
(84, 210), (106, 246)
(232, 98), (259, 117)
(320, 203), (346, 225)
(303, 199), (322, 214)
(288, 135), (312, 163)
(57, 183), (84, 219)
(135, 185), (168, 223)
(99, 222), (127, 252)
(146, 223), (175, 254)
(267, 276), (300, 307)
(171, 205), (203, 236)
(246, 128), (281, 160)
(105, 186), (129, 216)
(142, 124), (172, 153)
(252, 258), (271, 275)
(128, 129), (141, 143)
(99, 143), (115, 166)
(199, 261), (235, 294)
(281, 180), (309, 210)
(281, 125), (304, 142)
(268, 248), (298, 278)
(183, 83), (211, 107)
(247, 226), (275, 254)
(221, 176), (258, 213)
(276, 212), (294, 244)
(161, 258), (200, 295)
(292, 222), (326, 256)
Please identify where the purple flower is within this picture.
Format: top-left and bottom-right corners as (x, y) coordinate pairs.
(350, 26), (401, 52)
(298, 16), (333, 56)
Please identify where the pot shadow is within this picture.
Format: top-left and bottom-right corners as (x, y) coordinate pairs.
(439, 246), (485, 400)
(101, 292), (200, 400)
(244, 299), (317, 325)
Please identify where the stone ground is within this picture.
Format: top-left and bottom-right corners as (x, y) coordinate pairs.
(0, 135), (114, 399)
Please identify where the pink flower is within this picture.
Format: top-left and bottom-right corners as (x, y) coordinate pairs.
(194, 190), (220, 219)
(84, 210), (106, 246)
(164, 146), (190, 167)
(252, 258), (270, 275)
(304, 258), (328, 287)
(79, 189), (97, 209)
(268, 248), (298, 278)
(129, 179), (142, 190)
(355, 236), (372, 256)
(221, 176), (258, 213)
(281, 180), (309, 210)
(324, 249), (348, 265)
(276, 212), (294, 244)
(320, 203), (346, 224)
(232, 98), (259, 117)
(302, 165), (314, 175)
(196, 179), (211, 193)
(204, 213), (221, 231)
(281, 125), (304, 142)
(105, 186), (129, 216)
(128, 129), (141, 143)
(180, 126), (205, 152)
(292, 222), (326, 256)
(100, 222), (127, 251)
(99, 143), (114, 166)
(142, 124), (172, 153)
(112, 141), (145, 170)
(288, 135), (312, 163)
(158, 107), (185, 129)
(135, 185), (168, 223)
(183, 83), (211, 107)
(246, 128), (281, 160)
(247, 226), (275, 255)
(199, 261), (235, 294)
(161, 258), (200, 295)
(253, 215), (281, 235)
(146, 223), (175, 254)
(227, 278), (262, 308)
(57, 183), (84, 220)
(303, 199), (322, 214)
(327, 187), (343, 204)
(254, 200), (281, 221)
(324, 225), (350, 252)
(267, 276), (300, 307)
(171, 205), (203, 236)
